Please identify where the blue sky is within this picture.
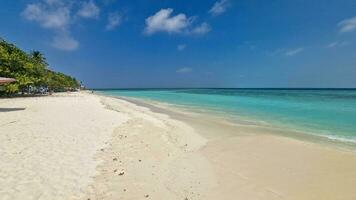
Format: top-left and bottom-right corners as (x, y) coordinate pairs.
(1, 0), (356, 88)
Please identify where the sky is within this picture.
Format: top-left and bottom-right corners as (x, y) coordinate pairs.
(1, 0), (356, 88)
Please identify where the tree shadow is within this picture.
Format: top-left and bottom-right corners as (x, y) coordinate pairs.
(0, 108), (26, 112)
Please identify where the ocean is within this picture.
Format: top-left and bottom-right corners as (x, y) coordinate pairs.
(95, 89), (356, 143)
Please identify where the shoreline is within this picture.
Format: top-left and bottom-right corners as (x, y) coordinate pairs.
(93, 93), (356, 199)
(102, 93), (356, 199)
(1, 92), (356, 199)
(105, 94), (356, 152)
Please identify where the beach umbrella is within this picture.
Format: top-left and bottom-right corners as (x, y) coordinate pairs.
(0, 77), (16, 85)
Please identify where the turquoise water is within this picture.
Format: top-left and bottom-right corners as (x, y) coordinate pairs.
(96, 89), (356, 143)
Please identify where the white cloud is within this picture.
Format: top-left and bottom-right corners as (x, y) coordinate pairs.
(191, 22), (211, 35)
(52, 33), (79, 51)
(22, 0), (101, 51)
(144, 8), (212, 36)
(144, 8), (192, 35)
(22, 3), (70, 30)
(338, 16), (356, 33)
(22, 1), (78, 50)
(325, 41), (349, 48)
(177, 44), (187, 51)
(77, 0), (100, 19)
(176, 67), (192, 73)
(285, 48), (304, 56)
(209, 0), (230, 16)
(106, 12), (122, 30)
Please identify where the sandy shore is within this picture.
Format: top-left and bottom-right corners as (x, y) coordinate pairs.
(1, 92), (356, 200)
(0, 92), (129, 199)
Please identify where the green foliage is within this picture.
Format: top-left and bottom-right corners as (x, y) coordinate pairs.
(0, 38), (80, 95)
(46, 70), (79, 92)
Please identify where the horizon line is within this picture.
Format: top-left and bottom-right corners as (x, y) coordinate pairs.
(91, 87), (356, 90)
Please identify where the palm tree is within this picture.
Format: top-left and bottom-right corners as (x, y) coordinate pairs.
(30, 50), (48, 67)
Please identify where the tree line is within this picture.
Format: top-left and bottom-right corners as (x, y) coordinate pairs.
(0, 38), (80, 96)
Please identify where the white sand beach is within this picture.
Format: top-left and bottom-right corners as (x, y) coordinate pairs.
(0, 93), (129, 199)
(1, 92), (356, 200)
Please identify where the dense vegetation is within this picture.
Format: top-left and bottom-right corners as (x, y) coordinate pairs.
(0, 38), (80, 95)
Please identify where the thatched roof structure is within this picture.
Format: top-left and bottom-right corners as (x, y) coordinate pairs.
(0, 77), (16, 85)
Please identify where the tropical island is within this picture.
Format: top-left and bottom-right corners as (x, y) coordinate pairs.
(1, 0), (356, 200)
(0, 38), (80, 96)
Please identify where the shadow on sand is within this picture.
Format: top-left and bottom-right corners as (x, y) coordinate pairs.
(0, 108), (26, 112)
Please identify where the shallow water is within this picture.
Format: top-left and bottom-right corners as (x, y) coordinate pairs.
(96, 89), (356, 143)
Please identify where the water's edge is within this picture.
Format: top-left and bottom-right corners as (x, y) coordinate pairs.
(95, 90), (356, 148)
(96, 92), (356, 151)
